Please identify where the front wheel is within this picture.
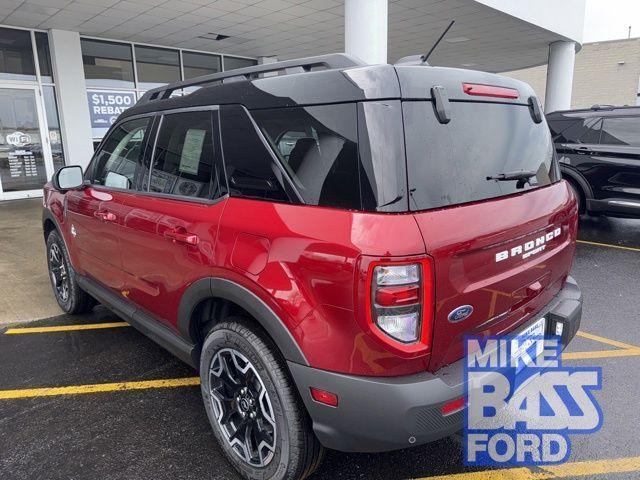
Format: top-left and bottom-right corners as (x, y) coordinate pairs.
(200, 318), (324, 480)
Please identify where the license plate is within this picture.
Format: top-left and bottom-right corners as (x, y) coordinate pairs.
(511, 317), (546, 371)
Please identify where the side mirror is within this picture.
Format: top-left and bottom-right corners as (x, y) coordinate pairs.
(52, 165), (85, 191)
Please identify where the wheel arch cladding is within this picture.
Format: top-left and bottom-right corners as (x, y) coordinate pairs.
(561, 165), (593, 199)
(178, 277), (309, 366)
(43, 218), (56, 239)
(42, 209), (60, 239)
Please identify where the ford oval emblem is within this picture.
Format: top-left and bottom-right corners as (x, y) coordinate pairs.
(448, 305), (474, 323)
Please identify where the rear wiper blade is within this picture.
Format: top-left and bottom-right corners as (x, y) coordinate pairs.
(486, 171), (537, 182)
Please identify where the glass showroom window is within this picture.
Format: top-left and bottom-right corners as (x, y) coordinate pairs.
(183, 51), (221, 79)
(0, 27), (37, 81)
(81, 39), (135, 89)
(42, 86), (65, 171)
(0, 27), (65, 201)
(82, 39), (136, 138)
(37, 32), (66, 171)
(80, 37), (256, 141)
(223, 56), (257, 71)
(35, 32), (53, 84)
(135, 46), (181, 90)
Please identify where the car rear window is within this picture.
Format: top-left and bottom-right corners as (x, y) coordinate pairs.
(403, 101), (559, 211)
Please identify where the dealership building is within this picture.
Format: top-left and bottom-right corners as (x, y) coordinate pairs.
(506, 37), (640, 109)
(0, 0), (585, 202)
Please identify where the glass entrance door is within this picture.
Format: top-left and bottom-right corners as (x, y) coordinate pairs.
(0, 86), (52, 200)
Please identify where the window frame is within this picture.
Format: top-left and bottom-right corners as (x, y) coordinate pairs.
(87, 114), (156, 192)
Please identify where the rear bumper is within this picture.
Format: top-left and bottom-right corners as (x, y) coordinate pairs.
(289, 276), (582, 453)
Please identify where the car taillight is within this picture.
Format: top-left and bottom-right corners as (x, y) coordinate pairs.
(370, 261), (434, 345)
(462, 82), (519, 99)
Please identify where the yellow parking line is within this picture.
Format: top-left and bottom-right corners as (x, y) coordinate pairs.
(576, 239), (640, 252)
(0, 377), (200, 400)
(576, 330), (640, 351)
(4, 322), (130, 335)
(563, 349), (640, 360)
(415, 455), (640, 480)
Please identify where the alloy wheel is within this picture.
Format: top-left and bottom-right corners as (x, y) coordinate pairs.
(209, 348), (277, 468)
(48, 243), (69, 302)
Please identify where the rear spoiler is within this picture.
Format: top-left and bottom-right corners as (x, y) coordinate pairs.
(395, 65), (543, 124)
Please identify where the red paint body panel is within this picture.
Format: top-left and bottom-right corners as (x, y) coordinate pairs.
(65, 187), (124, 291)
(43, 179), (578, 378)
(412, 181), (578, 371)
(117, 191), (225, 329)
(215, 198), (429, 376)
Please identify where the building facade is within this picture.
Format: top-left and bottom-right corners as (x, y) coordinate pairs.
(505, 37), (640, 111)
(0, 24), (255, 201)
(0, 0), (586, 202)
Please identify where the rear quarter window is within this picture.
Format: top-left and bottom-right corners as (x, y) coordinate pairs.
(600, 116), (640, 146)
(404, 101), (559, 211)
(548, 116), (602, 144)
(251, 104), (360, 210)
(251, 102), (407, 212)
(219, 105), (290, 203)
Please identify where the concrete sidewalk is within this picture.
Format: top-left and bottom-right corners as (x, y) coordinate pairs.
(0, 198), (61, 325)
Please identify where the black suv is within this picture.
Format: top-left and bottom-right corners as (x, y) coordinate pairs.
(547, 105), (640, 218)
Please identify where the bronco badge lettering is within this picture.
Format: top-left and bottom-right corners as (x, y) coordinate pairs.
(495, 227), (561, 263)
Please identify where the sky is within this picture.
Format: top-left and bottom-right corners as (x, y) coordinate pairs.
(583, 0), (640, 42)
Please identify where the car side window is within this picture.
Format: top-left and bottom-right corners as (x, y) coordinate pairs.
(91, 117), (151, 189)
(219, 105), (290, 203)
(147, 110), (219, 199)
(251, 104), (363, 209)
(277, 131), (309, 160)
(600, 117), (640, 147)
(548, 117), (601, 144)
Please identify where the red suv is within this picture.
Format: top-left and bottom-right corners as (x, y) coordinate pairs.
(43, 54), (582, 480)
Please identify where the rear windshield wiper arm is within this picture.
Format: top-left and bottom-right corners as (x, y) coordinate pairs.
(486, 171), (537, 182)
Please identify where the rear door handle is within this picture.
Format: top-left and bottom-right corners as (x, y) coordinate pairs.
(574, 146), (592, 155)
(164, 228), (199, 246)
(94, 210), (116, 222)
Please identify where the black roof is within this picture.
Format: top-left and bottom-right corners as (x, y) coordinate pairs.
(120, 53), (537, 121)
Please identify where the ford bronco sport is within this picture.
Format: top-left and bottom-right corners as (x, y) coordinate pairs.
(43, 54), (583, 480)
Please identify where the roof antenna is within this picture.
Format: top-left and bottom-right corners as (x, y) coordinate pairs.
(421, 20), (455, 64)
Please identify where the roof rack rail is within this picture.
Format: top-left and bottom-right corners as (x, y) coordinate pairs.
(138, 53), (364, 105)
(591, 104), (615, 110)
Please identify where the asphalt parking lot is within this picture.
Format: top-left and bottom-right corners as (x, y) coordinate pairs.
(0, 208), (639, 480)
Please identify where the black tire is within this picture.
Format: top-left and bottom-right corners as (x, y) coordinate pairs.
(565, 178), (586, 215)
(46, 229), (95, 314)
(200, 318), (324, 480)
